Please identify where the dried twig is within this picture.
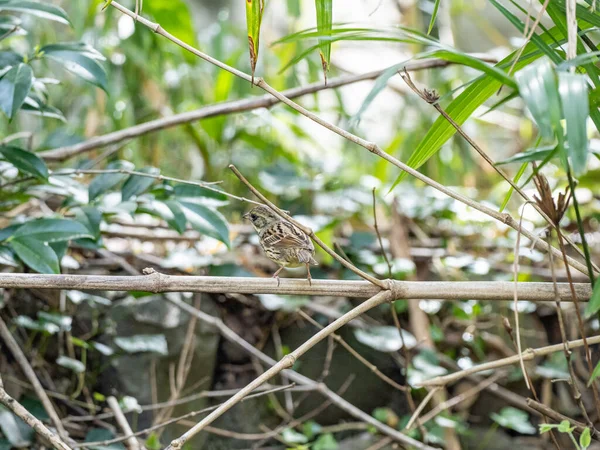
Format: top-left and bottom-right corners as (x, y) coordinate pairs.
(372, 188), (392, 277)
(419, 334), (600, 387)
(106, 396), (141, 450)
(72, 384), (296, 448)
(297, 310), (406, 391)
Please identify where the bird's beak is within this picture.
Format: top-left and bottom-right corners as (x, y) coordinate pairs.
(242, 212), (250, 220)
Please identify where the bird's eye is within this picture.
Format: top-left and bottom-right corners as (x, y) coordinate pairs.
(250, 214), (257, 221)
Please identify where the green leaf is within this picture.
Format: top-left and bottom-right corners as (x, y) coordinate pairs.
(0, 224), (21, 242)
(114, 334), (168, 355)
(539, 423), (558, 434)
(389, 40), (550, 189)
(13, 218), (93, 242)
(496, 145), (557, 165)
(143, 0), (197, 54)
(163, 200), (187, 234)
(10, 237), (59, 274)
(84, 428), (126, 450)
(0, 50), (23, 66)
(499, 162), (527, 212)
(281, 428), (308, 445)
(0, 145), (48, 180)
(315, 0), (333, 82)
(313, 433), (338, 450)
(88, 161), (134, 201)
(0, 63), (33, 119)
(245, 0), (265, 81)
(580, 427), (592, 449)
(180, 201), (230, 247)
(75, 206), (102, 240)
(427, 0), (441, 34)
(589, 359), (600, 387)
(490, 407), (536, 435)
(121, 167), (159, 201)
(14, 315), (60, 334)
(40, 43), (108, 92)
(0, 0), (70, 25)
(559, 72), (590, 175)
(515, 59), (562, 141)
(557, 420), (572, 433)
(421, 49), (518, 89)
(354, 326), (416, 352)
(584, 281), (600, 319)
(0, 406), (32, 448)
(56, 356), (85, 374)
(38, 311), (71, 331)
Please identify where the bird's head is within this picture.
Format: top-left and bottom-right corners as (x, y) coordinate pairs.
(243, 205), (280, 231)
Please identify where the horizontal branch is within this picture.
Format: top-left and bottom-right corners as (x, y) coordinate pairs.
(38, 58), (495, 163)
(0, 272), (592, 302)
(420, 334), (600, 387)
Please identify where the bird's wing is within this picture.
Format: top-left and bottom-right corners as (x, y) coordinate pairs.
(261, 221), (313, 250)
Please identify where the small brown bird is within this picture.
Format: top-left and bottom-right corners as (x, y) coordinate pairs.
(243, 205), (317, 285)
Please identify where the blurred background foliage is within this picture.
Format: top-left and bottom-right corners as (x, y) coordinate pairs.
(1, 0), (600, 449)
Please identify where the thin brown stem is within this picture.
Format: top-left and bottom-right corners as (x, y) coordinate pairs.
(372, 188), (393, 277)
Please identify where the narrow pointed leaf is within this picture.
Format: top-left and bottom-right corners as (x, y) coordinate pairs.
(315, 0), (332, 82)
(558, 72), (590, 175)
(0, 63), (33, 119)
(245, 0), (265, 82)
(10, 237), (59, 274)
(0, 145), (48, 180)
(427, 0), (441, 35)
(516, 59), (562, 141)
(499, 162), (527, 212)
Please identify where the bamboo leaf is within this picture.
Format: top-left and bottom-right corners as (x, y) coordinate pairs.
(315, 0), (332, 83)
(245, 0), (265, 84)
(558, 72), (590, 175)
(427, 0), (441, 35)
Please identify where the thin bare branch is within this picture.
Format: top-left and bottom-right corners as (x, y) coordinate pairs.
(38, 57), (497, 162)
(420, 333), (600, 387)
(106, 396), (141, 450)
